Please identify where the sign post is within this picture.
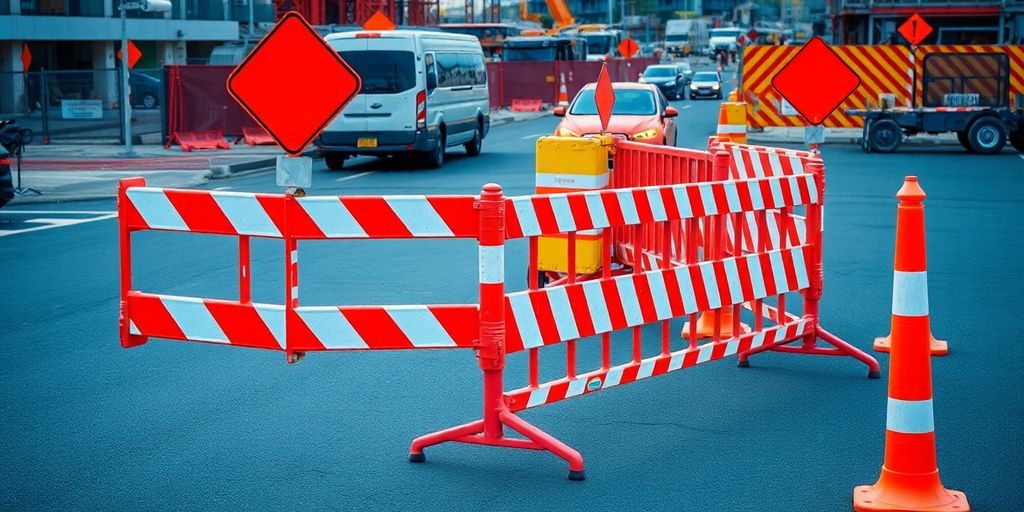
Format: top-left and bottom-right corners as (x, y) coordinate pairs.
(227, 12), (363, 193)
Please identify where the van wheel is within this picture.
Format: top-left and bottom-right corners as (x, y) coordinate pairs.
(324, 153), (346, 170)
(956, 131), (974, 152)
(424, 130), (445, 169)
(1010, 131), (1024, 152)
(868, 119), (902, 153)
(967, 117), (1007, 154)
(465, 123), (482, 156)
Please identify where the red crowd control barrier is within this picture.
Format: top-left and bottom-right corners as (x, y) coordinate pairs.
(174, 130), (230, 152)
(164, 65), (259, 148)
(485, 59), (659, 109)
(510, 98), (543, 112)
(117, 138), (879, 480)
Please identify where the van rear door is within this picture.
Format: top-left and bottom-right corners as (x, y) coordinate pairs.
(336, 36), (419, 145)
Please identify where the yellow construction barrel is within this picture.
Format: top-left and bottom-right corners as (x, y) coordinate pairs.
(716, 102), (747, 143)
(534, 135), (612, 275)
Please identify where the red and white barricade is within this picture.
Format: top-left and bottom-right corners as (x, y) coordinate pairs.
(117, 137), (879, 480)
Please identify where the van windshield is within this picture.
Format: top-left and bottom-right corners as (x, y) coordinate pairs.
(338, 50), (416, 94)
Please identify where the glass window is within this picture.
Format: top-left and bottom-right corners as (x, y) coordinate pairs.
(570, 89), (657, 116)
(458, 53), (486, 86)
(338, 50), (417, 94)
(435, 53), (462, 87)
(644, 67), (676, 77)
(693, 72), (719, 82)
(504, 47), (555, 62)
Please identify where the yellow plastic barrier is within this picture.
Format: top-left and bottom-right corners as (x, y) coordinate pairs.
(716, 102), (747, 144)
(534, 135), (611, 275)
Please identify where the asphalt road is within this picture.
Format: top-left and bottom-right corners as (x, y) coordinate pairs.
(2, 91), (1022, 511)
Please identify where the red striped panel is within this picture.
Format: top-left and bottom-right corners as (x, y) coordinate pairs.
(631, 189), (655, 222)
(531, 197), (561, 234)
(164, 190), (236, 235)
(342, 197), (413, 238)
(283, 197), (327, 239)
(126, 292), (186, 340)
(758, 252), (778, 296)
(688, 265), (710, 312)
(427, 197), (479, 237)
(429, 306), (480, 347)
(204, 299), (282, 350)
(712, 260), (733, 306)
(340, 307), (414, 348)
(565, 284), (597, 338)
(566, 193), (594, 231)
(504, 200), (524, 239)
(600, 279), (628, 331)
(287, 309), (330, 351)
(600, 190), (626, 227)
(632, 274), (658, 324)
(529, 291), (562, 345)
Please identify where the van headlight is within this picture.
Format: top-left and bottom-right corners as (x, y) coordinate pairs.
(632, 128), (660, 140)
(557, 127), (580, 137)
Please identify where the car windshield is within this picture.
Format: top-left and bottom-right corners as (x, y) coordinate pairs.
(338, 50), (416, 94)
(693, 72), (718, 82)
(643, 67), (675, 77)
(570, 88), (657, 116)
(583, 34), (612, 55)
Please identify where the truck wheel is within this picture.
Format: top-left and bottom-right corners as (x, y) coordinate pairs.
(868, 119), (902, 153)
(324, 153), (347, 170)
(967, 117), (1007, 154)
(956, 131), (974, 152)
(1008, 131), (1024, 153)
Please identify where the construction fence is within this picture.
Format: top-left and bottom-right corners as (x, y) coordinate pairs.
(740, 44), (1024, 129)
(0, 68), (164, 145)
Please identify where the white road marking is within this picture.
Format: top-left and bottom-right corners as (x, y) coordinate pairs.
(0, 213), (118, 237)
(0, 209), (114, 215)
(682, 105), (692, 110)
(521, 132), (551, 140)
(334, 171), (375, 183)
(213, 186), (233, 191)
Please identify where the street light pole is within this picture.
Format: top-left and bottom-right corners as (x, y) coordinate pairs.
(120, 0), (134, 157)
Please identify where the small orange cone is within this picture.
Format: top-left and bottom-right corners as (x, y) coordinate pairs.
(557, 72), (569, 108)
(853, 176), (969, 512)
(681, 307), (750, 340)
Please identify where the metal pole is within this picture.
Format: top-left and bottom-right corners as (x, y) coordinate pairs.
(608, 0), (612, 25)
(249, 0), (255, 34)
(120, 0), (135, 157)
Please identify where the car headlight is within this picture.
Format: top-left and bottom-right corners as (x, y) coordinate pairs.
(632, 128), (660, 140)
(712, 84), (720, 89)
(557, 127), (580, 137)
(690, 84), (698, 89)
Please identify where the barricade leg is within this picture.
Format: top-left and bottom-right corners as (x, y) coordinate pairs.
(118, 177), (149, 348)
(408, 184), (585, 480)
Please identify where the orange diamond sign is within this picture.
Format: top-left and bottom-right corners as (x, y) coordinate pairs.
(117, 40), (142, 70)
(898, 13), (932, 46)
(617, 38), (639, 59)
(595, 63), (615, 132)
(771, 36), (859, 125)
(228, 12), (362, 155)
(362, 11), (396, 31)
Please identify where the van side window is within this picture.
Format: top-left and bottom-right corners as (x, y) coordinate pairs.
(457, 53), (487, 86)
(436, 53), (461, 88)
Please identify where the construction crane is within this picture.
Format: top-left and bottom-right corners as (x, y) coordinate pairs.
(518, 0), (575, 34)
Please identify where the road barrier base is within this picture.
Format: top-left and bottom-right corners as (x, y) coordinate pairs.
(242, 126), (275, 146)
(173, 130), (231, 152)
(510, 98), (543, 112)
(873, 333), (948, 356)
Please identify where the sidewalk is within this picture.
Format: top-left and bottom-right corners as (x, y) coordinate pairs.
(9, 143), (291, 205)
(747, 127), (959, 146)
(8, 110), (550, 205)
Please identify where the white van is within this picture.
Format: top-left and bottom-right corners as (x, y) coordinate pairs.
(317, 30), (490, 169)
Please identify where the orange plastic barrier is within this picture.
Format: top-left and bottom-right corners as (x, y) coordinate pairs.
(510, 98), (543, 112)
(173, 130), (230, 152)
(853, 177), (969, 512)
(242, 126), (276, 146)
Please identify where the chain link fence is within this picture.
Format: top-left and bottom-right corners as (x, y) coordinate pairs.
(0, 68), (164, 145)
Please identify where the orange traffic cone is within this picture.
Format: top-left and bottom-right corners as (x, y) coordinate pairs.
(853, 176), (969, 512)
(873, 176), (949, 357)
(557, 72), (569, 108)
(681, 307), (750, 340)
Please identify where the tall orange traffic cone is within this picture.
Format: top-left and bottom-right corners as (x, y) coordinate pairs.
(853, 176), (969, 512)
(557, 73), (569, 108)
(873, 176), (948, 356)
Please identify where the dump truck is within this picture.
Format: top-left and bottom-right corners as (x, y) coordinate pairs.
(848, 51), (1024, 154)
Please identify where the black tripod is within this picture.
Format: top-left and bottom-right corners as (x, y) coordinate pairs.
(9, 144), (40, 197)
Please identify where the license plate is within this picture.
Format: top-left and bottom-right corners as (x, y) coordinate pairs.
(357, 137), (377, 148)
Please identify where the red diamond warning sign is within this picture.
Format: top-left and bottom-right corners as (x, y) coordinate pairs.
(617, 38), (639, 59)
(771, 36), (859, 126)
(117, 40), (142, 70)
(898, 13), (932, 46)
(227, 12), (362, 155)
(595, 63), (615, 132)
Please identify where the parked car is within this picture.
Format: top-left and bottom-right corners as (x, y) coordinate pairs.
(689, 71), (722, 99)
(638, 64), (686, 100)
(317, 30), (490, 170)
(553, 82), (678, 146)
(130, 73), (161, 109)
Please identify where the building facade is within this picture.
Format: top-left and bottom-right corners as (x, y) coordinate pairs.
(829, 0), (1024, 45)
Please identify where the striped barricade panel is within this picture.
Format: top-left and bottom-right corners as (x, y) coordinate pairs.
(914, 46), (1024, 108)
(503, 245), (811, 353)
(742, 45), (913, 128)
(503, 174), (819, 240)
(125, 292), (479, 351)
(725, 210), (807, 255)
(506, 319), (813, 411)
(725, 143), (815, 180)
(124, 187), (479, 239)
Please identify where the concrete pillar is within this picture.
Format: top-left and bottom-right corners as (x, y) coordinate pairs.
(156, 41), (187, 66)
(0, 41), (27, 114)
(93, 41), (118, 109)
